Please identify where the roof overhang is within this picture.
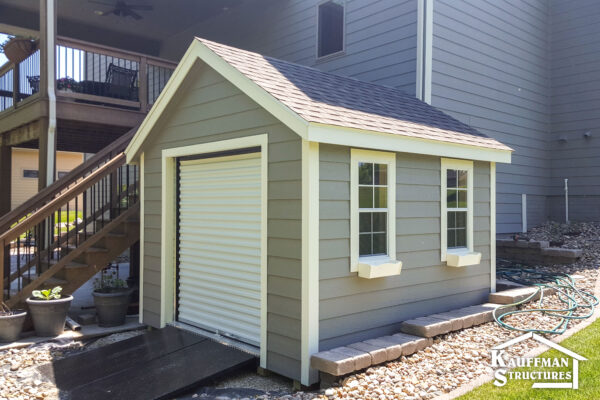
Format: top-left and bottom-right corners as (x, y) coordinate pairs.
(125, 39), (512, 165)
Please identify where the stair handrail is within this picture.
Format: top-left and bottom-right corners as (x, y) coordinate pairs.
(0, 153), (126, 245)
(0, 127), (137, 233)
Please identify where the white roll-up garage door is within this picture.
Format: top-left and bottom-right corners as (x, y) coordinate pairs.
(176, 151), (262, 346)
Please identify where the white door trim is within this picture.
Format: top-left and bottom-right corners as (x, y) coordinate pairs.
(160, 134), (268, 368)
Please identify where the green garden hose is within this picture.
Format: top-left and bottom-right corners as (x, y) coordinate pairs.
(493, 267), (598, 335)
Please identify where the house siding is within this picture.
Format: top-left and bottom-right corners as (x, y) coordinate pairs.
(430, 0), (551, 233)
(160, 0), (418, 95)
(140, 63), (303, 380)
(318, 144), (491, 350)
(548, 0), (600, 221)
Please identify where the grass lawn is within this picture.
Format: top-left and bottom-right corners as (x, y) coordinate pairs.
(459, 318), (600, 399)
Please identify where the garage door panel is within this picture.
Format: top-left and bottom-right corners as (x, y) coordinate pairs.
(177, 153), (262, 346)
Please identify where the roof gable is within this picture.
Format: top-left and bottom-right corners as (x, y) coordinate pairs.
(126, 38), (512, 163)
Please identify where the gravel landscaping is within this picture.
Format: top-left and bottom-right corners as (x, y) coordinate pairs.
(0, 330), (144, 400)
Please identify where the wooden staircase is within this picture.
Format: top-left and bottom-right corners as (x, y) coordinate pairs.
(1, 128), (140, 309)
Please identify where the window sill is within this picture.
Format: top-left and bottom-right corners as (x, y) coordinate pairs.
(357, 256), (402, 279)
(446, 250), (481, 267)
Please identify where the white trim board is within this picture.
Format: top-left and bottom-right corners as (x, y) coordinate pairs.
(490, 162), (496, 293)
(139, 152), (145, 324)
(301, 140), (320, 385)
(125, 39), (512, 166)
(159, 134), (268, 369)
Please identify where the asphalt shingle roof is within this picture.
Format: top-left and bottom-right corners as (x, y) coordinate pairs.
(198, 38), (512, 152)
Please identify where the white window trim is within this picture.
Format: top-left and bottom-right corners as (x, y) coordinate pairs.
(315, 0), (346, 61)
(441, 158), (474, 262)
(350, 149), (397, 272)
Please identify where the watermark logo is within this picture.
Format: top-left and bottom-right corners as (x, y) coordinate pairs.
(491, 332), (586, 389)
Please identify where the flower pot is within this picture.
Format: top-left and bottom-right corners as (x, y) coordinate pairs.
(93, 290), (132, 327)
(0, 310), (27, 342)
(2, 38), (35, 64)
(26, 295), (73, 337)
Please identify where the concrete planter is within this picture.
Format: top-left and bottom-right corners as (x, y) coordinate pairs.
(0, 310), (27, 342)
(93, 289), (132, 327)
(26, 296), (73, 337)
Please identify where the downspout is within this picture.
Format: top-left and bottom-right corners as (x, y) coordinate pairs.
(45, 0), (56, 187)
(416, 0), (432, 103)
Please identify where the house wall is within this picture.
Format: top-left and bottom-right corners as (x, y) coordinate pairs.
(548, 0), (600, 221)
(430, 0), (552, 234)
(139, 62), (304, 381)
(11, 148), (83, 209)
(160, 0), (418, 95)
(318, 144), (491, 350)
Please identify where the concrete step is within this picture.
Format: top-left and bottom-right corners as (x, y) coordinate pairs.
(311, 333), (431, 376)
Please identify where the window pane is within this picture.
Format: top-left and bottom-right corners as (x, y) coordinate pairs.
(447, 229), (456, 248)
(372, 212), (386, 232)
(318, 1), (344, 57)
(447, 211), (456, 229)
(358, 162), (373, 185)
(447, 189), (457, 208)
(447, 169), (457, 188)
(456, 211), (467, 229)
(372, 233), (387, 254)
(456, 228), (467, 248)
(374, 163), (387, 185)
(359, 187), (373, 208)
(458, 170), (468, 188)
(458, 190), (467, 208)
(359, 234), (372, 256)
(374, 187), (387, 208)
(359, 212), (372, 233)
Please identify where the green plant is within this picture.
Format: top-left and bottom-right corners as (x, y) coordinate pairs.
(94, 268), (128, 293)
(31, 286), (63, 300)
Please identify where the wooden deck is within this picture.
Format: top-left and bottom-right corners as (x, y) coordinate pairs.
(37, 326), (257, 400)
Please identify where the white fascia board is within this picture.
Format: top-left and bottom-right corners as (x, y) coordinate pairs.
(307, 123), (512, 164)
(125, 40), (309, 163)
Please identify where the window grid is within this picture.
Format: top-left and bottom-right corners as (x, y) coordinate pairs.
(447, 169), (468, 249)
(358, 162), (388, 256)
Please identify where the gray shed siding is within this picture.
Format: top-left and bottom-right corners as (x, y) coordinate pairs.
(140, 63), (303, 380)
(430, 0), (551, 233)
(318, 144), (491, 350)
(160, 0), (418, 95)
(548, 0), (600, 221)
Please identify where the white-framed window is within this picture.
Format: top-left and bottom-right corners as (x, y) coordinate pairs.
(350, 149), (396, 272)
(317, 0), (345, 59)
(440, 158), (474, 262)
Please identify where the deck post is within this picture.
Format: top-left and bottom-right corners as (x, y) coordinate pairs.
(0, 144), (11, 216)
(12, 63), (19, 106)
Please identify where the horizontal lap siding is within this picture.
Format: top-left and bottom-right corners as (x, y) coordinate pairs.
(431, 0), (551, 233)
(549, 0), (600, 221)
(141, 64), (302, 380)
(163, 0), (417, 95)
(319, 145), (491, 350)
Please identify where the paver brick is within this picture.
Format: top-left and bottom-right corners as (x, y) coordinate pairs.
(391, 333), (432, 353)
(329, 346), (371, 371)
(310, 350), (355, 376)
(400, 317), (453, 337)
(347, 342), (387, 365)
(363, 338), (403, 361)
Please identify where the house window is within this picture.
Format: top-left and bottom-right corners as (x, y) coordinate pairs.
(23, 169), (38, 178)
(441, 158), (474, 262)
(317, 0), (345, 58)
(351, 149), (396, 271)
(57, 171), (69, 179)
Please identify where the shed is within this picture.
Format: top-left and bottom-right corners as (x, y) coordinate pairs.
(125, 38), (512, 386)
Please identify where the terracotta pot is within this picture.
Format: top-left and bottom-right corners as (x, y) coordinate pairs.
(2, 38), (34, 64)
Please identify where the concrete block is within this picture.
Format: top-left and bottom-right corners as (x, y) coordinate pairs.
(541, 247), (582, 258)
(400, 317), (453, 338)
(489, 287), (540, 304)
(347, 342), (387, 365)
(427, 313), (464, 331)
(311, 350), (355, 376)
(376, 335), (417, 356)
(329, 346), (371, 371)
(363, 338), (403, 361)
(392, 333), (432, 353)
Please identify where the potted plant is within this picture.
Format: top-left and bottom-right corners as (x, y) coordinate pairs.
(0, 302), (27, 342)
(93, 268), (132, 327)
(26, 286), (73, 337)
(1, 36), (35, 64)
(56, 77), (81, 93)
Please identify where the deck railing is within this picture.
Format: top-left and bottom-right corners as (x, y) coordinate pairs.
(0, 37), (176, 115)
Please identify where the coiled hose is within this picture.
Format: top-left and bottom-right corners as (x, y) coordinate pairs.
(493, 267), (599, 335)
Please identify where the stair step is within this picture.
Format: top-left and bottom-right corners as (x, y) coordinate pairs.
(86, 247), (109, 253)
(42, 260), (89, 269)
(22, 274), (68, 287)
